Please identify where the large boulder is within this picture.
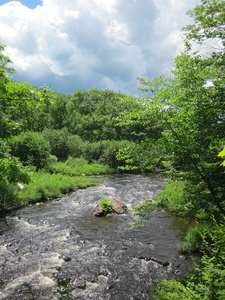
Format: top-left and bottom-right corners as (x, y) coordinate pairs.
(91, 198), (127, 217)
(111, 198), (127, 214)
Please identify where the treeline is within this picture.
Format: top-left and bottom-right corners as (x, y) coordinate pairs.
(1, 49), (159, 209)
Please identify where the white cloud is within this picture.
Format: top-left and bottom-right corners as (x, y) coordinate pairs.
(105, 20), (129, 43)
(0, 0), (200, 95)
(64, 9), (80, 19)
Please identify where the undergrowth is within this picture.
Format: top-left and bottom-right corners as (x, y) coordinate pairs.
(151, 220), (225, 300)
(48, 157), (114, 176)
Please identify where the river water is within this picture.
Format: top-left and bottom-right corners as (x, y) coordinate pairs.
(0, 174), (195, 299)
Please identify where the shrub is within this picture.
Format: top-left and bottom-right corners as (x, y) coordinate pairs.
(49, 157), (113, 175)
(98, 140), (131, 168)
(10, 132), (51, 170)
(0, 183), (18, 208)
(179, 224), (206, 253)
(156, 180), (195, 217)
(42, 128), (71, 160)
(152, 279), (196, 300)
(80, 140), (132, 168)
(152, 221), (225, 300)
(67, 134), (83, 158)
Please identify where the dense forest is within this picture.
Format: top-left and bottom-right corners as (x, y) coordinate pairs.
(1, 0), (225, 298)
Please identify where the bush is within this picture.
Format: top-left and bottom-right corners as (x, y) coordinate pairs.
(179, 224), (206, 253)
(42, 128), (71, 160)
(152, 221), (225, 300)
(42, 128), (84, 161)
(98, 140), (131, 168)
(152, 279), (196, 300)
(156, 180), (195, 217)
(0, 183), (18, 209)
(10, 132), (51, 170)
(80, 140), (132, 168)
(67, 134), (83, 158)
(49, 157), (113, 175)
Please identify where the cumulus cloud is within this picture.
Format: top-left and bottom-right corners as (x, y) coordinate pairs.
(0, 0), (200, 95)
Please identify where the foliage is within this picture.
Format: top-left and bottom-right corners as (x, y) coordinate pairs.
(48, 157), (113, 176)
(117, 0), (225, 220)
(99, 198), (114, 214)
(0, 44), (15, 74)
(42, 128), (73, 160)
(0, 138), (30, 209)
(183, 0), (225, 50)
(2, 81), (54, 133)
(17, 171), (101, 204)
(116, 138), (166, 172)
(147, 1), (225, 298)
(156, 180), (198, 218)
(0, 139), (30, 184)
(70, 89), (143, 141)
(10, 131), (51, 170)
(81, 139), (132, 168)
(152, 221), (225, 300)
(218, 146), (225, 167)
(152, 279), (195, 300)
(179, 224), (206, 253)
(129, 199), (156, 227)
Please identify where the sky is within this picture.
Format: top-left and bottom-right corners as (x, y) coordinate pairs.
(0, 0), (200, 95)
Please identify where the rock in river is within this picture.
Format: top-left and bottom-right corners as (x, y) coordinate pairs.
(91, 197), (127, 217)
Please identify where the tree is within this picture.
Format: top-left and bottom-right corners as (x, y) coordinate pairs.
(118, 0), (225, 220)
(0, 44), (18, 138)
(10, 132), (51, 170)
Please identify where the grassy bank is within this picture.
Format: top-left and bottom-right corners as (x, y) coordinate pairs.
(17, 172), (102, 205)
(48, 157), (114, 176)
(12, 158), (113, 207)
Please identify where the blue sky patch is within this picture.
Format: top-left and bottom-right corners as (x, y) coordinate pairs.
(0, 0), (42, 9)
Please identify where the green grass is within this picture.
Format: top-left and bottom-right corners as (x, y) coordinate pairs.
(15, 157), (112, 206)
(17, 172), (101, 205)
(49, 157), (114, 176)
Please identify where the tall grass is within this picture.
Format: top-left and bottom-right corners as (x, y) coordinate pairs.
(49, 157), (114, 176)
(17, 172), (101, 205)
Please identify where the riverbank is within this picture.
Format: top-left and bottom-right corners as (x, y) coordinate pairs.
(17, 172), (103, 206)
(0, 159), (114, 220)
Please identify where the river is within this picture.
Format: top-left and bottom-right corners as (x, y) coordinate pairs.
(0, 174), (195, 299)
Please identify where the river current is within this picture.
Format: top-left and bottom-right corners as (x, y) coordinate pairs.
(0, 174), (195, 299)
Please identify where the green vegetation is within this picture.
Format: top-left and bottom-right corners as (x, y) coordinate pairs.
(117, 0), (225, 297)
(17, 172), (101, 205)
(48, 157), (113, 176)
(152, 220), (225, 300)
(99, 198), (114, 215)
(0, 44), (138, 211)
